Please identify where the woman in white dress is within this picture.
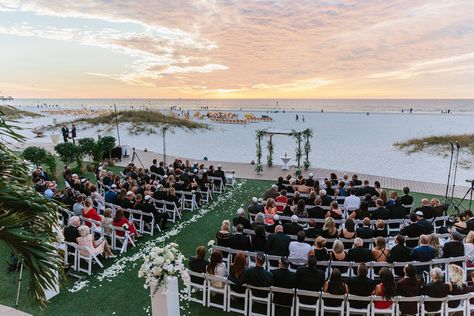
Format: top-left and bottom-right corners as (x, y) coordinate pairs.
(76, 225), (115, 259)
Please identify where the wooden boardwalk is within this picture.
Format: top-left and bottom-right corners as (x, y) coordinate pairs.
(14, 142), (471, 199)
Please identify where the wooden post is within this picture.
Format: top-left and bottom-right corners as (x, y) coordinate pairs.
(297, 133), (301, 168)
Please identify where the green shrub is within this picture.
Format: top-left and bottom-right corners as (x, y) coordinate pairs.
(22, 146), (48, 167)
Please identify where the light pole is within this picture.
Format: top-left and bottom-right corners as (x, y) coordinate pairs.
(162, 125), (169, 166)
(114, 104), (121, 147)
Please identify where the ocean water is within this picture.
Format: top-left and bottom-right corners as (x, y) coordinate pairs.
(9, 102), (474, 187)
(5, 98), (474, 113)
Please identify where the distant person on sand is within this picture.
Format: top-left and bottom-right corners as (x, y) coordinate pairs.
(296, 114), (299, 121)
(71, 124), (77, 144)
(61, 124), (69, 143)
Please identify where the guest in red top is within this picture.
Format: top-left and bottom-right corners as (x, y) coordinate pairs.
(275, 190), (288, 212)
(112, 208), (140, 239)
(264, 198), (277, 225)
(82, 198), (102, 228)
(373, 267), (396, 309)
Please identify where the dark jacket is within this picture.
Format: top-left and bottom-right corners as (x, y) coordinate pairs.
(346, 276), (376, 309)
(188, 256), (208, 284)
(388, 244), (412, 276)
(371, 207), (389, 220)
(396, 277), (421, 314)
(248, 203), (264, 215)
(388, 204), (407, 219)
(347, 247), (372, 263)
(229, 233), (252, 251)
(415, 206), (436, 219)
(232, 216), (251, 229)
(307, 206), (326, 219)
(284, 222), (303, 235)
(265, 232), (291, 256)
(421, 281), (450, 312)
(240, 266), (273, 297)
(356, 226), (375, 240)
(400, 223), (423, 248)
(443, 241), (464, 265)
(295, 266), (325, 304)
(271, 268), (296, 306)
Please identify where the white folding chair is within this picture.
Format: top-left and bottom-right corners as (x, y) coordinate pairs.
(227, 280), (248, 315)
(346, 294), (372, 316)
(395, 295), (422, 316)
(421, 296), (446, 315)
(295, 289), (320, 316)
(77, 244), (104, 275)
(186, 270), (206, 306)
(321, 292), (346, 316)
(163, 201), (182, 223)
(271, 286), (295, 316)
(64, 241), (79, 271)
(206, 274), (227, 311)
(248, 285), (271, 316)
(370, 295), (396, 315)
(445, 293), (470, 315)
(110, 226), (136, 254)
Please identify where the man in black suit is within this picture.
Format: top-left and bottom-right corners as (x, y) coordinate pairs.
(359, 180), (377, 196)
(388, 197), (406, 219)
(232, 208), (251, 229)
(248, 197), (264, 215)
(271, 257), (296, 307)
(346, 263), (376, 309)
(347, 238), (372, 275)
(263, 185), (279, 200)
(240, 252), (273, 297)
(305, 173), (315, 187)
(352, 174), (362, 186)
(400, 187), (414, 207)
(229, 224), (252, 251)
(214, 164), (226, 185)
(61, 124), (69, 142)
(400, 213), (423, 248)
(415, 198), (436, 219)
(265, 225), (291, 257)
(442, 231), (465, 266)
(415, 211), (433, 235)
(356, 218), (375, 243)
(307, 197), (326, 222)
(64, 216), (80, 252)
(371, 198), (389, 220)
(388, 235), (412, 276)
(140, 195), (168, 229)
(150, 159), (159, 174)
(284, 215), (303, 235)
(156, 161), (165, 176)
(295, 255), (325, 304)
(304, 219), (320, 239)
(421, 267), (450, 313)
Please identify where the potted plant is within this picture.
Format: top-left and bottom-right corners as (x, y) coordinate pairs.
(77, 137), (96, 172)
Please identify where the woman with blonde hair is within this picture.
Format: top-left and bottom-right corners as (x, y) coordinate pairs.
(428, 233), (443, 258)
(216, 220), (231, 247)
(321, 217), (338, 246)
(330, 240), (348, 273)
(264, 198), (277, 225)
(447, 264), (468, 308)
(313, 236), (329, 273)
(76, 225), (115, 258)
(372, 236), (390, 262)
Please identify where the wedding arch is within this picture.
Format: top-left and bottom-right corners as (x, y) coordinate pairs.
(255, 128), (313, 174)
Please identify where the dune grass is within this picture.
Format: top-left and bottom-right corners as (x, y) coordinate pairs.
(0, 105), (42, 119)
(68, 110), (209, 135)
(394, 134), (474, 156)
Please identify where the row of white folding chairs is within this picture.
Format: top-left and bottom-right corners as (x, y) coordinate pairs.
(63, 241), (104, 275)
(187, 271), (474, 316)
(103, 201), (161, 235)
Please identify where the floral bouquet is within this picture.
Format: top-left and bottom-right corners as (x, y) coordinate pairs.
(138, 243), (190, 293)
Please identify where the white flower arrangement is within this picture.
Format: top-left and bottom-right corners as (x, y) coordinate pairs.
(138, 242), (190, 293)
(207, 240), (215, 247)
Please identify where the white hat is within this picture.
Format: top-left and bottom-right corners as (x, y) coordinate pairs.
(164, 175), (168, 179)
(272, 184), (278, 189)
(144, 195), (151, 201)
(291, 215), (299, 222)
(72, 173), (78, 178)
(111, 184), (117, 188)
(415, 211), (424, 217)
(308, 173), (314, 178)
(258, 198), (263, 202)
(237, 208), (244, 215)
(252, 197), (258, 203)
(126, 191), (134, 196)
(273, 214), (280, 221)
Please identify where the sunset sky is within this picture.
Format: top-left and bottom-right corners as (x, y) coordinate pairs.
(0, 0), (474, 99)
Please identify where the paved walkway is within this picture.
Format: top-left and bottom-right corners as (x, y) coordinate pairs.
(0, 305), (31, 316)
(13, 142), (471, 199)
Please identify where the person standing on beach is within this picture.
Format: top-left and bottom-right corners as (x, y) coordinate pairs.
(61, 124), (69, 142)
(71, 124), (77, 144)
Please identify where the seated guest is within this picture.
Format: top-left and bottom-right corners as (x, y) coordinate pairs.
(323, 268), (348, 307)
(359, 180), (377, 197)
(266, 214), (281, 233)
(271, 257), (297, 307)
(452, 210), (473, 234)
(240, 252), (273, 297)
(304, 219), (320, 239)
(296, 254), (325, 304)
(77, 225), (114, 258)
(349, 201), (371, 220)
(416, 211), (433, 234)
(165, 187), (181, 209)
(464, 231), (474, 260)
(248, 197), (264, 215)
(306, 173), (315, 187)
(330, 240), (348, 274)
(282, 198), (295, 217)
(336, 181), (347, 197)
(442, 230), (465, 265)
(263, 184), (279, 201)
(313, 236), (330, 271)
(64, 216), (81, 253)
(324, 180), (335, 196)
(251, 225), (267, 252)
(140, 195), (168, 229)
(415, 198), (436, 219)
(400, 187), (414, 207)
(319, 189), (332, 206)
(73, 195), (85, 216)
(374, 219), (388, 237)
(321, 217), (338, 241)
(400, 213), (423, 248)
(386, 191), (398, 207)
(228, 252), (247, 294)
(306, 190), (317, 206)
(284, 215), (303, 235)
(339, 218), (356, 248)
(294, 199), (308, 218)
(352, 174), (362, 186)
(430, 198), (445, 217)
(388, 197), (406, 219)
(343, 189), (361, 211)
(396, 264), (421, 315)
(121, 191), (135, 210)
(188, 246), (208, 284)
(112, 208), (139, 239)
(364, 194), (376, 207)
(229, 224), (251, 251)
(216, 220), (231, 247)
(428, 233), (443, 258)
(447, 264), (469, 309)
(411, 234), (436, 274)
(232, 208), (251, 229)
(388, 235), (412, 276)
(371, 198), (389, 220)
(265, 225), (291, 257)
(348, 237), (372, 263)
(372, 236), (390, 263)
(276, 176), (286, 191)
(373, 267), (396, 310)
(326, 201), (342, 219)
(274, 190), (288, 212)
(356, 217), (375, 241)
(307, 197), (326, 223)
(421, 267), (450, 313)
(101, 208), (113, 235)
(252, 212), (266, 231)
(346, 263), (376, 309)
(206, 250), (227, 288)
(264, 198), (277, 225)
(289, 231), (312, 266)
(82, 198), (102, 228)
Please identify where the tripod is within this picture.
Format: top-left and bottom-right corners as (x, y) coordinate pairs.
(15, 262), (24, 308)
(452, 180), (474, 212)
(130, 147), (144, 168)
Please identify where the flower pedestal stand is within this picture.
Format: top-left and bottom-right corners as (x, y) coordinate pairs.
(150, 276), (180, 316)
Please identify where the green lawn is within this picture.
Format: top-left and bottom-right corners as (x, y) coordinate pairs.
(0, 178), (470, 316)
